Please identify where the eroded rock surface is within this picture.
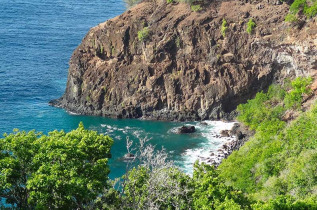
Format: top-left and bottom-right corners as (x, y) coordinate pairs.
(51, 0), (317, 121)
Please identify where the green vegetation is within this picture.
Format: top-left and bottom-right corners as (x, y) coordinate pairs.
(123, 166), (193, 209)
(192, 163), (251, 209)
(117, 162), (252, 209)
(246, 18), (256, 34)
(0, 128), (251, 209)
(2, 77), (317, 208)
(285, 13), (298, 22)
(221, 18), (228, 37)
(167, 0), (174, 3)
(219, 77), (317, 204)
(233, 77), (312, 131)
(0, 123), (113, 209)
(191, 4), (202, 12)
(285, 0), (317, 22)
(284, 77), (312, 109)
(137, 27), (150, 42)
(288, 0), (317, 18)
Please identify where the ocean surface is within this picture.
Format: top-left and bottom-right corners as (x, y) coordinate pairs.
(0, 0), (233, 179)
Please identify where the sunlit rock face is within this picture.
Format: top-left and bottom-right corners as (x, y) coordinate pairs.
(52, 0), (317, 121)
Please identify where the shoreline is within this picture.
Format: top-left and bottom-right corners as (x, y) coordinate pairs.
(184, 121), (252, 168)
(49, 99), (237, 122)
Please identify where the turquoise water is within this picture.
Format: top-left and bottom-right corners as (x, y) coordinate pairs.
(0, 0), (231, 180)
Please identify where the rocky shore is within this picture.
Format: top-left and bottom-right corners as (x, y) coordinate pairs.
(198, 122), (254, 167)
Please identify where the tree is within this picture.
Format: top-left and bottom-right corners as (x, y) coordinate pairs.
(104, 136), (250, 210)
(192, 162), (251, 210)
(123, 166), (193, 209)
(0, 123), (113, 209)
(0, 129), (41, 209)
(110, 137), (194, 210)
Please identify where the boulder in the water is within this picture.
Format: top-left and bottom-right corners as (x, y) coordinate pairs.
(177, 126), (196, 134)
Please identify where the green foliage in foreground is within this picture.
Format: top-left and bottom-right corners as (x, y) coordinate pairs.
(0, 126), (251, 209)
(0, 123), (113, 209)
(117, 163), (252, 210)
(2, 77), (317, 209)
(123, 166), (193, 209)
(219, 77), (317, 203)
(192, 163), (251, 209)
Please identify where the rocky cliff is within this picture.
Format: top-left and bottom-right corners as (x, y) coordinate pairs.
(51, 0), (317, 121)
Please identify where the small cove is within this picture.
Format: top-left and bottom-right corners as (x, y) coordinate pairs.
(0, 0), (234, 179)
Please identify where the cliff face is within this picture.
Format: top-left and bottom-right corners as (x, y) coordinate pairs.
(51, 0), (317, 121)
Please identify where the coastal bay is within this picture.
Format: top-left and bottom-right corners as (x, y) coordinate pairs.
(0, 0), (234, 179)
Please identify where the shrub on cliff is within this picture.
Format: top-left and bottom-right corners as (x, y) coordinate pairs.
(246, 18), (256, 34)
(0, 123), (113, 209)
(191, 4), (202, 12)
(285, 0), (317, 21)
(219, 77), (317, 202)
(284, 76), (312, 109)
(138, 27), (150, 42)
(221, 18), (228, 37)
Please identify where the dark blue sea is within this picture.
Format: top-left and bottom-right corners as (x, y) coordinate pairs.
(0, 0), (233, 181)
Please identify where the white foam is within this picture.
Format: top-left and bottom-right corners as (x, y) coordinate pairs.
(101, 123), (146, 143)
(67, 110), (80, 115)
(180, 121), (236, 174)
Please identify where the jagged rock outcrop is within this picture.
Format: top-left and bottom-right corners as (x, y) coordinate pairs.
(50, 0), (317, 121)
(177, 126), (196, 134)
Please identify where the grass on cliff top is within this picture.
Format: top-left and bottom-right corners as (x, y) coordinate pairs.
(219, 77), (317, 202)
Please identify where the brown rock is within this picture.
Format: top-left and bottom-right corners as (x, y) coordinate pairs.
(177, 126), (196, 134)
(220, 130), (230, 137)
(50, 0), (317, 121)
